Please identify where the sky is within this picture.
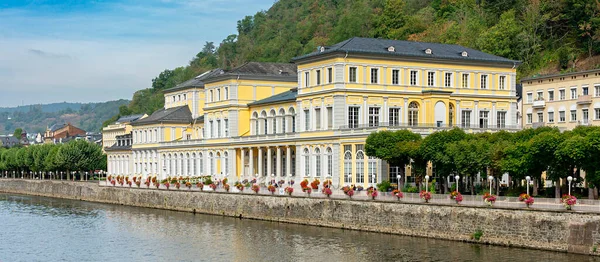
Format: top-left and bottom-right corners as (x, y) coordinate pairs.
(0, 0), (274, 107)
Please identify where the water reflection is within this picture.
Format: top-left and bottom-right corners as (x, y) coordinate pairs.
(0, 193), (598, 262)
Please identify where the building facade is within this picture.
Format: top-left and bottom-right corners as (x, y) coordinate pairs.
(105, 37), (519, 188)
(521, 69), (600, 130)
(44, 123), (86, 144)
(102, 114), (146, 150)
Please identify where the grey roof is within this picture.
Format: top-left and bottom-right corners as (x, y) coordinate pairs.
(249, 88), (298, 106)
(0, 136), (20, 147)
(116, 114), (145, 124)
(131, 105), (193, 126)
(292, 37), (520, 65)
(203, 62), (297, 83)
(194, 115), (204, 123)
(520, 68), (600, 82)
(164, 69), (224, 92)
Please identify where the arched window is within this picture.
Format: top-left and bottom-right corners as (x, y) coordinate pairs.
(209, 90), (213, 102)
(409, 102), (419, 126)
(224, 152), (229, 175)
(368, 156), (377, 184)
(252, 112), (259, 135)
(217, 88), (221, 101)
(261, 111), (267, 135)
(315, 147), (321, 177)
(304, 148), (310, 176)
(178, 95), (181, 101)
(208, 152), (214, 175)
(224, 87), (228, 100)
(198, 153), (204, 175)
(344, 151), (352, 183)
(270, 110), (277, 134)
(282, 149), (287, 176)
(192, 153), (197, 175)
(356, 150), (365, 183)
(183, 94), (187, 100)
(449, 103), (455, 127)
(326, 147), (333, 177)
(279, 108), (286, 133)
(289, 108), (296, 133)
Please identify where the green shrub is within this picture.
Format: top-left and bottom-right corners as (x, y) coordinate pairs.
(472, 229), (483, 241)
(377, 180), (392, 192)
(403, 185), (419, 193)
(204, 177), (213, 185)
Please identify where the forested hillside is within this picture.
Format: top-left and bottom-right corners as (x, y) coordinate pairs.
(111, 0), (600, 120)
(0, 100), (129, 134)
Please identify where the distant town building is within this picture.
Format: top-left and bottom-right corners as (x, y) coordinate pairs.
(44, 123), (86, 144)
(0, 135), (20, 148)
(521, 69), (600, 130)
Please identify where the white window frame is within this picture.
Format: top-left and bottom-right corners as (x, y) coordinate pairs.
(480, 74), (488, 89)
(498, 75), (506, 90)
(559, 111), (566, 122)
(305, 72), (310, 87)
(548, 112), (554, 123)
(410, 70), (418, 86)
(559, 89), (566, 100)
(348, 106), (360, 128)
(368, 107), (380, 127)
(371, 68), (379, 84)
(349, 67), (357, 83)
(392, 69), (400, 85)
(444, 72), (452, 87)
(570, 87), (577, 100)
(526, 92), (533, 103)
(548, 90), (554, 101)
(316, 70), (321, 85)
(427, 71), (435, 87)
(462, 73), (469, 88)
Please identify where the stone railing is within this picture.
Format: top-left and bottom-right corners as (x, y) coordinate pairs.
(99, 181), (600, 213)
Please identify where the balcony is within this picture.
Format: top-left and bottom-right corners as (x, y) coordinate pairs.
(532, 99), (546, 109)
(579, 120), (590, 126)
(577, 95), (592, 105)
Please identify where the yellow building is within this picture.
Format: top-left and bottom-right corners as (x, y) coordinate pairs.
(521, 69), (600, 130)
(102, 114), (146, 150)
(105, 37), (520, 188)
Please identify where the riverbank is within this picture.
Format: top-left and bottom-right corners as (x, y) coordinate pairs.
(1, 179), (599, 256)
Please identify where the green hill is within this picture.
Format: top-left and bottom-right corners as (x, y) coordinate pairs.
(0, 100), (130, 134)
(112, 0), (600, 119)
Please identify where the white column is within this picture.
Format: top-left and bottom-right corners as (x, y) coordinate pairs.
(249, 148), (254, 176)
(472, 101), (479, 127)
(276, 147), (282, 177)
(404, 98), (408, 124)
(240, 148), (245, 177)
(267, 147), (272, 176)
(258, 147), (263, 176)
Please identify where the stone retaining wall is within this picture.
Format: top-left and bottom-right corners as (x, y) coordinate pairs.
(1, 179), (599, 256)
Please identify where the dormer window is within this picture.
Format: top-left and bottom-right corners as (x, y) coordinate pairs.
(387, 46), (395, 52)
(425, 48), (432, 55)
(320, 46), (325, 52)
(461, 51), (468, 57)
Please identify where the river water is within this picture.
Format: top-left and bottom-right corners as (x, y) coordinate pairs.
(0, 193), (598, 262)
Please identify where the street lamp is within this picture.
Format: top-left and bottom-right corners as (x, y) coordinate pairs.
(488, 176), (494, 195)
(567, 176), (573, 195)
(425, 175), (430, 193)
(396, 175), (401, 190)
(455, 175), (460, 193)
(525, 176), (531, 195)
(372, 174), (376, 188)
